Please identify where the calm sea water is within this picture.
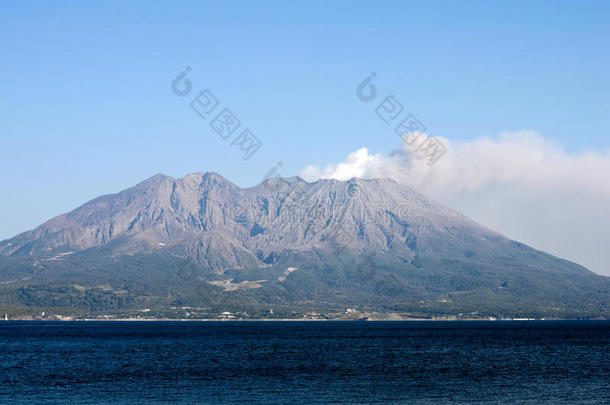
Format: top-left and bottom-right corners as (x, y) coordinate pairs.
(0, 321), (608, 404)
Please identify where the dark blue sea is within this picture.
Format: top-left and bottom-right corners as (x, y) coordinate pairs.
(0, 321), (608, 404)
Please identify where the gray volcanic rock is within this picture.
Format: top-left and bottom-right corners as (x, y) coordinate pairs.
(0, 172), (608, 317)
(0, 173), (488, 264)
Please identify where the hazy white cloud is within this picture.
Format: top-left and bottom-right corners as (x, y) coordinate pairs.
(300, 131), (610, 276)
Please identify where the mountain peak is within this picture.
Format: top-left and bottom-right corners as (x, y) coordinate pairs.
(202, 171), (227, 181)
(201, 172), (238, 189)
(141, 173), (174, 183)
(127, 173), (171, 189)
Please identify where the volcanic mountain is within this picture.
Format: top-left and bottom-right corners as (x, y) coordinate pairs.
(0, 172), (607, 318)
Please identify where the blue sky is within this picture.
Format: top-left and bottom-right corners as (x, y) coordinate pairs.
(1, 0), (609, 243)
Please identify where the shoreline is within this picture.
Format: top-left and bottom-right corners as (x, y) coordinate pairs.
(2, 318), (607, 322)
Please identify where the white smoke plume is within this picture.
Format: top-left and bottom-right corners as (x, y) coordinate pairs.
(300, 130), (610, 276)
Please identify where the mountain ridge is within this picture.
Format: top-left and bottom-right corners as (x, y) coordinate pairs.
(0, 172), (607, 319)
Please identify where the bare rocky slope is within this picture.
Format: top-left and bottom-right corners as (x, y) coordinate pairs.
(0, 172), (608, 318)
